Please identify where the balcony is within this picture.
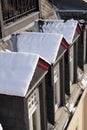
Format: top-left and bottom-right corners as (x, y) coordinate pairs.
(0, 0), (39, 37)
(1, 0), (39, 24)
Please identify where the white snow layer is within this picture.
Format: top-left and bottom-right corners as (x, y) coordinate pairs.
(39, 19), (78, 44)
(80, 72), (87, 89)
(0, 52), (39, 97)
(16, 32), (63, 64)
(0, 124), (3, 130)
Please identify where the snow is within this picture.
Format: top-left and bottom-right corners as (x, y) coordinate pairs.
(80, 72), (87, 89)
(0, 52), (39, 97)
(15, 32), (63, 64)
(36, 19), (78, 44)
(81, 79), (87, 89)
(0, 124), (3, 130)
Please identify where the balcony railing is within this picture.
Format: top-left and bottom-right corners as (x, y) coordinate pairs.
(1, 0), (39, 24)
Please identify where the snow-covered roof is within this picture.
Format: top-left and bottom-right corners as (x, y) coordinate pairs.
(0, 52), (39, 97)
(36, 19), (78, 44)
(15, 32), (63, 64)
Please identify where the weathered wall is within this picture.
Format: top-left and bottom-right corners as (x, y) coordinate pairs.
(83, 88), (87, 130)
(67, 88), (87, 130)
(40, 0), (57, 19)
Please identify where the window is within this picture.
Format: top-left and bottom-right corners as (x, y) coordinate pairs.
(55, 81), (60, 111)
(32, 111), (37, 130)
(28, 89), (41, 130)
(84, 30), (87, 63)
(69, 46), (74, 86)
(54, 63), (60, 112)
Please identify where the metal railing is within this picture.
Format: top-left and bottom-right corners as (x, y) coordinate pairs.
(1, 0), (39, 24)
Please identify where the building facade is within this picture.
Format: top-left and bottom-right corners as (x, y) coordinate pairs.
(0, 0), (56, 38)
(0, 0), (87, 130)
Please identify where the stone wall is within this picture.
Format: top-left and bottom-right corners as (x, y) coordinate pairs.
(67, 88), (87, 130)
(40, 0), (57, 19)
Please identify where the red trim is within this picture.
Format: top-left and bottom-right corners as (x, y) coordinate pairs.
(76, 24), (82, 34)
(38, 59), (49, 70)
(61, 38), (69, 49)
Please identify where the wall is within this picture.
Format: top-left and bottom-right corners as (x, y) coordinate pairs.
(67, 88), (87, 130)
(0, 95), (27, 130)
(83, 88), (87, 130)
(40, 0), (57, 19)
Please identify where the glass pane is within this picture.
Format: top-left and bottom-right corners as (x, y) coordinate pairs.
(69, 46), (74, 85)
(84, 30), (87, 63)
(54, 63), (60, 110)
(32, 111), (37, 130)
(55, 81), (60, 106)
